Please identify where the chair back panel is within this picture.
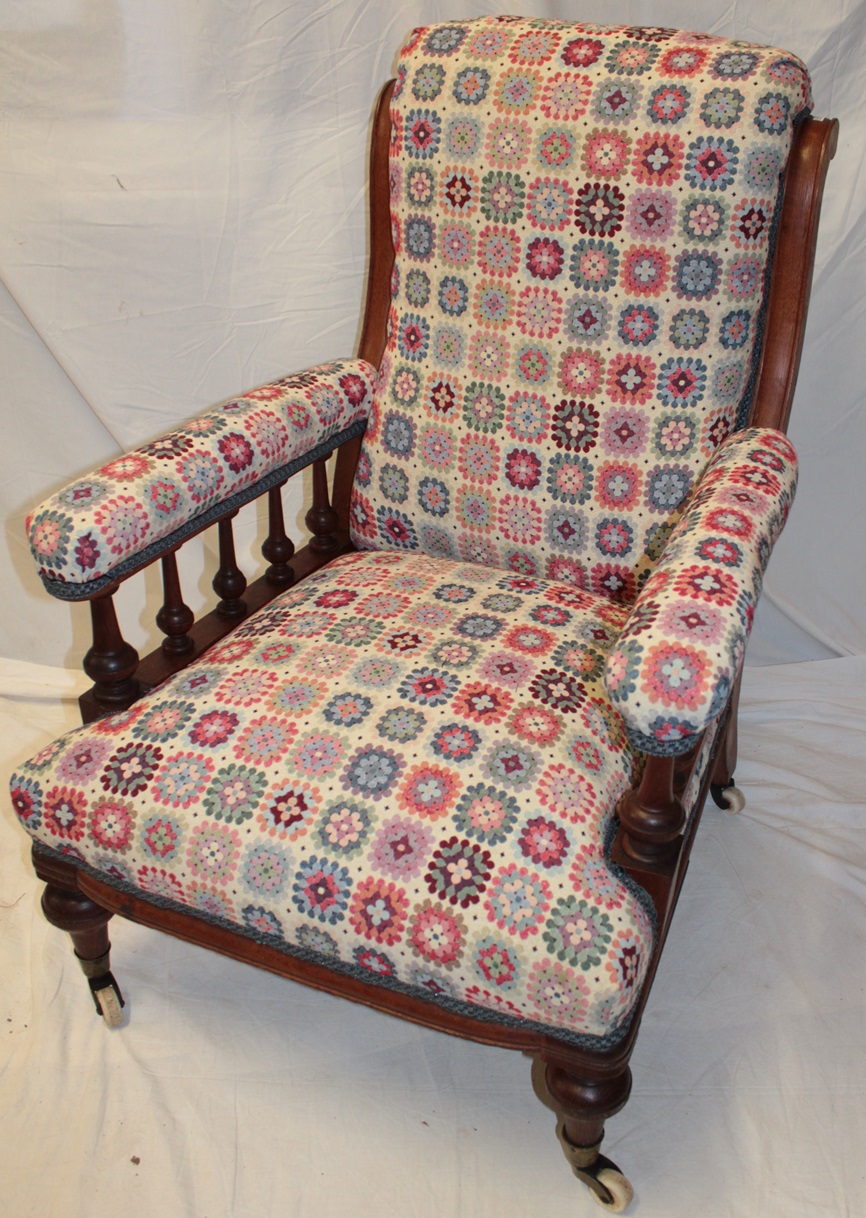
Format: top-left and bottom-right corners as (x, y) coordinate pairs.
(350, 17), (811, 601)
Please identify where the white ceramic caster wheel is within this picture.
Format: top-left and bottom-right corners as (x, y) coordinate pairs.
(591, 1167), (634, 1213)
(720, 785), (746, 814)
(95, 984), (125, 1028)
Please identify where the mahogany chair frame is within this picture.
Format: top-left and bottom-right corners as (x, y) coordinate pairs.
(30, 80), (839, 1204)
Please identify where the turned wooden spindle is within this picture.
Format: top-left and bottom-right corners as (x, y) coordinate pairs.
(213, 512), (247, 618)
(83, 585), (140, 709)
(305, 455), (340, 553)
(156, 551), (195, 656)
(672, 742), (698, 797)
(262, 482), (295, 588)
(543, 1059), (632, 1157)
(617, 755), (686, 868)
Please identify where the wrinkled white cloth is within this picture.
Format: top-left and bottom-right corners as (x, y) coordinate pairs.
(1, 654), (863, 1217)
(1, 2), (864, 1213)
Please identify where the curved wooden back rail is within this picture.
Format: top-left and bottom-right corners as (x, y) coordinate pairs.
(751, 117), (839, 432)
(333, 80), (396, 528)
(608, 112), (840, 999)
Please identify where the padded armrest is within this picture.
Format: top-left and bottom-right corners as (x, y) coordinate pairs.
(26, 359), (376, 600)
(604, 428), (798, 756)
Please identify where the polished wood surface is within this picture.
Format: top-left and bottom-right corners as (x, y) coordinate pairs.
(750, 117), (839, 432)
(333, 78), (395, 530)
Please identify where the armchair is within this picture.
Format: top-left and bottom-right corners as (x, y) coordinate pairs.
(10, 18), (837, 1211)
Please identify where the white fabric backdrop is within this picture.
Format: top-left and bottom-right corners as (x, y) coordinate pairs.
(1, 6), (865, 1216)
(1, 0), (864, 670)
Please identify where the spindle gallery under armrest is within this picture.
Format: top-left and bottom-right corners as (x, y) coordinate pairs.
(78, 454), (353, 724)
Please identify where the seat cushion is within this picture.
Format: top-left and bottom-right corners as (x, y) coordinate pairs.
(11, 550), (655, 1046)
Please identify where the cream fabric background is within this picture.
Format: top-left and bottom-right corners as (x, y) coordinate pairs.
(1, 5), (864, 1217)
(1, 0), (863, 669)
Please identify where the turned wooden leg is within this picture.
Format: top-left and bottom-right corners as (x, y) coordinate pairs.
(33, 848), (126, 1026)
(532, 1055), (635, 1211)
(544, 1057), (630, 1165)
(40, 883), (126, 1025)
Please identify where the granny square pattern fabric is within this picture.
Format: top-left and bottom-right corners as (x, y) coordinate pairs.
(13, 550), (656, 1046)
(11, 19), (811, 1055)
(12, 427), (796, 1041)
(27, 359), (376, 598)
(604, 427), (797, 754)
(350, 18), (810, 596)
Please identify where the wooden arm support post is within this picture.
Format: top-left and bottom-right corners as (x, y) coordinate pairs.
(617, 755), (685, 869)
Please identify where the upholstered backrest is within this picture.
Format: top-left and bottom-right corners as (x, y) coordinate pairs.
(350, 17), (811, 601)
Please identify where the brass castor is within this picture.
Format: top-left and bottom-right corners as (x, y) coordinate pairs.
(556, 1121), (634, 1213)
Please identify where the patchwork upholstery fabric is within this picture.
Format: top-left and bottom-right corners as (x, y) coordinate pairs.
(12, 19), (811, 1058)
(12, 550), (655, 1046)
(350, 18), (811, 597)
(605, 427), (797, 754)
(27, 359), (376, 598)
